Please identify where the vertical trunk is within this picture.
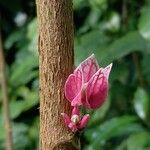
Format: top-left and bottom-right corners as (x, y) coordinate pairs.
(36, 0), (80, 149)
(0, 34), (13, 150)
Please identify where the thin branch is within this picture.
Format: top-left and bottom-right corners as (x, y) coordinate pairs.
(132, 53), (146, 88)
(121, 1), (145, 87)
(0, 32), (13, 150)
(122, 0), (128, 27)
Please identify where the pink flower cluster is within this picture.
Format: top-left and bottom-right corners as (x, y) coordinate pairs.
(62, 54), (112, 132)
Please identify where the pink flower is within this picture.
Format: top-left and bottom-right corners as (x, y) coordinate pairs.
(65, 54), (112, 109)
(61, 107), (90, 132)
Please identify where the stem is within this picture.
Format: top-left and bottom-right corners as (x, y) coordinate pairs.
(36, 0), (80, 149)
(0, 33), (13, 150)
(132, 53), (145, 88)
(122, 0), (128, 32)
(122, 0), (128, 26)
(121, 1), (145, 87)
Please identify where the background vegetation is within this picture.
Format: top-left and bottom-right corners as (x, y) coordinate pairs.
(0, 0), (150, 149)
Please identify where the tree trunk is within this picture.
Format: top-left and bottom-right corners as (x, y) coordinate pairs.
(36, 0), (80, 149)
(0, 33), (13, 150)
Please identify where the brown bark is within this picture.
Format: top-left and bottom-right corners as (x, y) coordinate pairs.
(0, 33), (13, 150)
(36, 0), (80, 149)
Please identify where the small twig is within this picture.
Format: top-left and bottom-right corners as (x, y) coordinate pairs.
(121, 1), (145, 87)
(122, 0), (128, 27)
(132, 53), (145, 88)
(0, 32), (13, 150)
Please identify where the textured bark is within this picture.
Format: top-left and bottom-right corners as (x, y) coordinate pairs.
(36, 0), (80, 149)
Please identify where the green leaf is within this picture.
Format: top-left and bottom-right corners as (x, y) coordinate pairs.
(116, 132), (150, 150)
(85, 116), (137, 141)
(133, 87), (150, 123)
(10, 87), (38, 119)
(0, 122), (31, 150)
(73, 0), (88, 10)
(127, 132), (150, 150)
(9, 55), (38, 87)
(27, 19), (38, 56)
(138, 6), (150, 41)
(84, 116), (142, 149)
(117, 132), (150, 150)
(75, 31), (150, 67)
(28, 117), (39, 142)
(110, 61), (128, 83)
(4, 29), (26, 50)
(75, 30), (111, 65)
(12, 123), (31, 150)
(100, 31), (150, 65)
(89, 0), (107, 10)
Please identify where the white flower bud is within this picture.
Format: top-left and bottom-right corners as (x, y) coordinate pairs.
(71, 115), (80, 124)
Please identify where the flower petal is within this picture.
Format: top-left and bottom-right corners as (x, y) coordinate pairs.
(71, 89), (83, 106)
(85, 69), (108, 109)
(102, 63), (113, 79)
(68, 122), (78, 132)
(74, 54), (99, 83)
(65, 73), (82, 102)
(78, 114), (90, 129)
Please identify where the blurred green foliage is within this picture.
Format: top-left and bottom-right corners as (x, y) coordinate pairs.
(0, 0), (150, 149)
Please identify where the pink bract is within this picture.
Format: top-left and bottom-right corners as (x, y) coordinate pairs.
(65, 54), (112, 109)
(61, 107), (90, 132)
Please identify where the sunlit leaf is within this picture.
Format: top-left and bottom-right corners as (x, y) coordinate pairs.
(133, 87), (150, 123)
(85, 115), (140, 144)
(10, 87), (38, 119)
(13, 123), (31, 150)
(75, 31), (150, 67)
(100, 31), (150, 65)
(27, 19), (38, 56)
(127, 132), (150, 150)
(4, 29), (26, 50)
(75, 30), (111, 65)
(138, 6), (150, 41)
(9, 55), (38, 87)
(73, 0), (88, 10)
